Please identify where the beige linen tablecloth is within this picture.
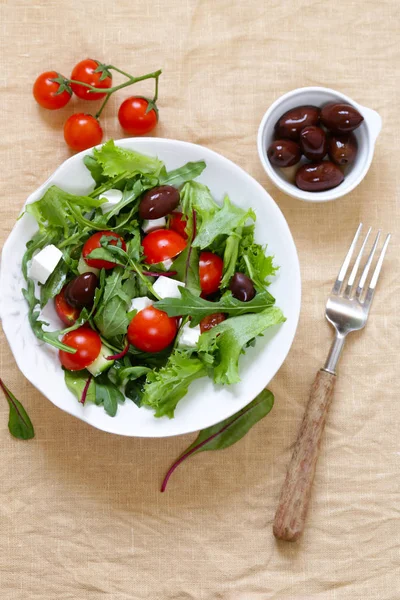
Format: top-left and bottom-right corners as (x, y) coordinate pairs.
(1, 1), (399, 598)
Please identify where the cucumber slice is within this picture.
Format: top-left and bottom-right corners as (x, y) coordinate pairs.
(87, 344), (114, 377)
(78, 255), (100, 276)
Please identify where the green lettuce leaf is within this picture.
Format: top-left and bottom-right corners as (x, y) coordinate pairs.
(92, 140), (164, 179)
(155, 287), (275, 327)
(192, 195), (255, 250)
(220, 227), (242, 288)
(141, 350), (206, 418)
(197, 307), (286, 384)
(94, 373), (125, 417)
(160, 161), (206, 188)
(237, 225), (277, 289)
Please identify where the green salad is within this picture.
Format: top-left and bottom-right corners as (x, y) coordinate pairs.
(22, 140), (285, 419)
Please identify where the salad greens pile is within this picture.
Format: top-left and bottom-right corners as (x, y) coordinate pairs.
(22, 140), (285, 419)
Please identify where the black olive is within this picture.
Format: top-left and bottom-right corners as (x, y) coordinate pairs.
(64, 273), (98, 308)
(139, 186), (180, 220)
(230, 272), (256, 302)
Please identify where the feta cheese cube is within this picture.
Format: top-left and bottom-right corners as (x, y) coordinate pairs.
(29, 245), (63, 284)
(162, 258), (173, 270)
(142, 217), (167, 234)
(130, 297), (154, 313)
(99, 189), (123, 214)
(178, 322), (201, 348)
(152, 276), (185, 299)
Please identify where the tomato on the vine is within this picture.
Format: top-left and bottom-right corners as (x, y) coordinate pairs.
(82, 231), (126, 270)
(59, 326), (102, 371)
(70, 59), (112, 101)
(127, 306), (177, 353)
(118, 97), (158, 135)
(142, 229), (186, 265)
(55, 287), (81, 326)
(63, 113), (103, 152)
(33, 71), (71, 110)
(199, 252), (223, 295)
(169, 212), (188, 240)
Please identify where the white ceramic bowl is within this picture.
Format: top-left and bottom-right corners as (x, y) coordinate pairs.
(257, 86), (382, 202)
(0, 138), (301, 437)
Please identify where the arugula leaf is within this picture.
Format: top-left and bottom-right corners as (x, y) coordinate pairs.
(170, 210), (200, 295)
(105, 179), (151, 220)
(22, 279), (82, 352)
(220, 227), (242, 288)
(192, 195), (255, 250)
(128, 345), (173, 369)
(141, 350), (206, 418)
(180, 181), (219, 226)
(40, 259), (69, 308)
(92, 140), (164, 179)
(197, 307), (286, 384)
(161, 389), (274, 491)
(95, 373), (125, 417)
(64, 370), (96, 404)
(83, 155), (107, 186)
(155, 287), (275, 327)
(93, 269), (136, 339)
(26, 185), (105, 230)
(22, 230), (58, 279)
(125, 376), (147, 407)
(237, 225), (277, 289)
(0, 378), (35, 440)
(160, 161), (206, 188)
(116, 366), (151, 385)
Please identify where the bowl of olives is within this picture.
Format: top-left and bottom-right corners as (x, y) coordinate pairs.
(257, 87), (382, 202)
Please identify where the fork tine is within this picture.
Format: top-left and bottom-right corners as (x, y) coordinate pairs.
(363, 233), (391, 311)
(355, 230), (381, 299)
(331, 223), (362, 295)
(343, 227), (371, 298)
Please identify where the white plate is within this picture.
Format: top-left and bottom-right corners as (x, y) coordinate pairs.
(0, 138), (301, 437)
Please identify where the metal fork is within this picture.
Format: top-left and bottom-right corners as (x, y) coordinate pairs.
(273, 224), (391, 542)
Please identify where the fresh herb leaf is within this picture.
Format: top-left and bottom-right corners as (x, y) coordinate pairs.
(161, 389), (274, 491)
(105, 179), (151, 220)
(93, 269), (136, 339)
(237, 225), (277, 289)
(84, 155), (107, 187)
(26, 185), (105, 231)
(116, 366), (151, 385)
(220, 227), (242, 288)
(155, 287), (275, 327)
(128, 345), (173, 369)
(40, 259), (69, 308)
(197, 307), (286, 384)
(0, 378), (35, 440)
(95, 373), (125, 417)
(22, 279), (82, 352)
(125, 375), (148, 407)
(171, 210), (200, 295)
(64, 369), (96, 404)
(92, 140), (164, 179)
(160, 161), (206, 188)
(192, 195), (255, 250)
(141, 350), (206, 418)
(180, 181), (219, 229)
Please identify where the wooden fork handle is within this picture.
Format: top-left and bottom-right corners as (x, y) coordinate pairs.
(273, 369), (336, 542)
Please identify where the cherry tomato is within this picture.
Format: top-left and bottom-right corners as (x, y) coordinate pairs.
(70, 58), (112, 101)
(54, 286), (81, 326)
(169, 212), (188, 240)
(200, 313), (226, 334)
(33, 71), (71, 110)
(118, 97), (158, 135)
(142, 229), (186, 265)
(59, 326), (102, 371)
(199, 252), (223, 295)
(82, 231), (126, 270)
(127, 306), (177, 353)
(64, 113), (103, 152)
